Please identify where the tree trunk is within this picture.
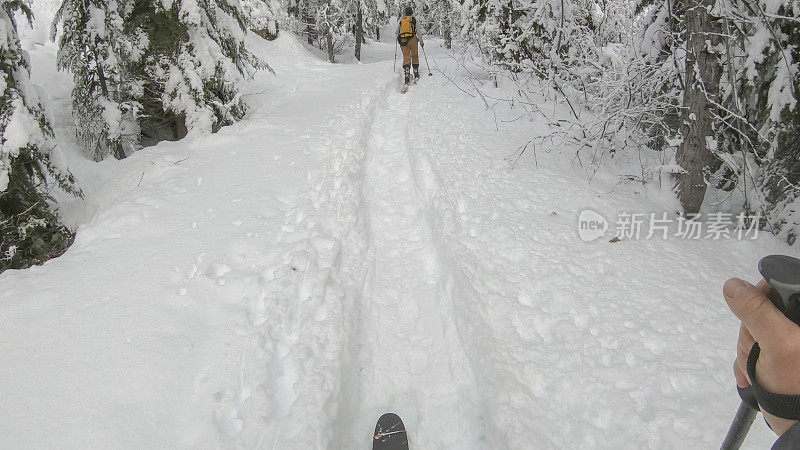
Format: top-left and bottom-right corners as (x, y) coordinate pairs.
(673, 0), (723, 214)
(173, 114), (188, 141)
(326, 28), (335, 63)
(305, 10), (314, 45)
(376, 26), (380, 42)
(253, 23), (279, 41)
(355, 6), (363, 61)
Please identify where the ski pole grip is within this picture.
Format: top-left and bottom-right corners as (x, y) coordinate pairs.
(737, 255), (800, 416)
(737, 385), (759, 411)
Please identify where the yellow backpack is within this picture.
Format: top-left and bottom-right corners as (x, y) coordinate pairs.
(399, 15), (415, 38)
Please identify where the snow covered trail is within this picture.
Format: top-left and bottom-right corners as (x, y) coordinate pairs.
(4, 31), (800, 449)
(342, 89), (485, 448)
(0, 35), (399, 448)
(398, 56), (790, 448)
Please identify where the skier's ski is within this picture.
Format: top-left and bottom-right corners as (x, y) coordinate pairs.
(401, 78), (419, 94)
(373, 413), (408, 450)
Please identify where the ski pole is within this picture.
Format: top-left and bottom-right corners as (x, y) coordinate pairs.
(394, 41), (398, 72)
(421, 44), (432, 76)
(721, 402), (757, 450)
(721, 255), (800, 450)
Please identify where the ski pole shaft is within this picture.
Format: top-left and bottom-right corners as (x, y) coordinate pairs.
(422, 45), (432, 76)
(721, 255), (800, 449)
(394, 41), (398, 72)
(721, 402), (757, 450)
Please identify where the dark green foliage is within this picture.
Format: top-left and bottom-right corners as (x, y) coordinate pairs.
(472, 0), (554, 73)
(53, 0), (139, 160)
(714, 0), (800, 241)
(130, 0), (264, 140)
(1, 0), (80, 273)
(54, 0), (265, 149)
(0, 148), (76, 272)
(124, 0), (189, 142)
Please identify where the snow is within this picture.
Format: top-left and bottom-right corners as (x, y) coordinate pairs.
(2, 27), (798, 449)
(1, 5), (51, 193)
(767, 55), (797, 122)
(1, 97), (41, 164)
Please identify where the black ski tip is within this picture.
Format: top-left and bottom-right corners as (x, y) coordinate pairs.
(373, 412), (408, 450)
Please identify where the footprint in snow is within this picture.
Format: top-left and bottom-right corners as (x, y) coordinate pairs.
(214, 263), (232, 278)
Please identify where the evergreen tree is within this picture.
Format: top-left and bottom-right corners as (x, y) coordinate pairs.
(128, 0), (267, 139)
(52, 0), (267, 150)
(424, 0), (454, 48)
(297, 0), (344, 63)
(354, 0), (388, 60)
(243, 0), (282, 39)
(465, 0), (561, 73)
(716, 0), (800, 241)
(287, 0), (320, 44)
(52, 0), (139, 161)
(0, 0), (80, 272)
(624, 0), (685, 152)
(288, 0), (388, 62)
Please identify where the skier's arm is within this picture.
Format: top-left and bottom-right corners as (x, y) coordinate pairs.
(724, 278), (800, 436)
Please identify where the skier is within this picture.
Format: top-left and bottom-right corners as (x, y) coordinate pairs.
(724, 277), (800, 448)
(396, 6), (424, 88)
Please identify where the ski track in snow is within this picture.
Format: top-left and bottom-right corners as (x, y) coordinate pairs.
(2, 31), (797, 449)
(346, 91), (484, 448)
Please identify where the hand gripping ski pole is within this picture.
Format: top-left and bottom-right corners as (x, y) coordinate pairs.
(721, 255), (800, 449)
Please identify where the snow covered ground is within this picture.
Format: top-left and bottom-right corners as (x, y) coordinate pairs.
(2, 19), (798, 448)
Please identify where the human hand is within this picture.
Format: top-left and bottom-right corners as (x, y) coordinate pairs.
(725, 278), (800, 435)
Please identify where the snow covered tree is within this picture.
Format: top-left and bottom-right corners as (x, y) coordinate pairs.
(672, 0), (723, 214)
(320, 0), (341, 62)
(243, 0), (282, 40)
(354, 0), (388, 60)
(127, 0), (267, 141)
(464, 0), (562, 73)
(460, 0), (618, 75)
(287, 0), (344, 62)
(423, 0), (455, 48)
(288, 0), (388, 62)
(51, 0), (267, 150)
(713, 0), (800, 241)
(52, 0), (140, 161)
(287, 0), (319, 44)
(634, 0), (685, 135)
(354, 0), (364, 60)
(1, 0), (80, 272)
(595, 0), (799, 241)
